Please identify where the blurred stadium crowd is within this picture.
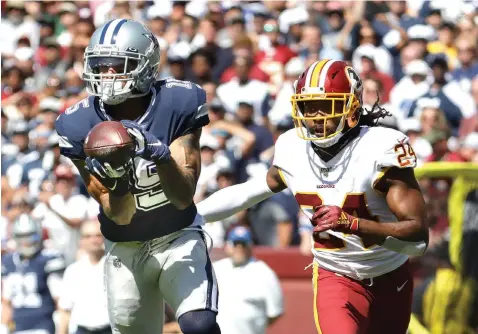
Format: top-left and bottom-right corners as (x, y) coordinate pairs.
(1, 0), (478, 333)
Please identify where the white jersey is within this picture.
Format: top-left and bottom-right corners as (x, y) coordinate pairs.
(273, 126), (417, 280)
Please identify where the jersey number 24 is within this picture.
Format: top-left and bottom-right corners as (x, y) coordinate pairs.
(295, 192), (379, 250)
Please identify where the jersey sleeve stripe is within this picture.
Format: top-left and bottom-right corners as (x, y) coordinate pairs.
(58, 136), (73, 148)
(277, 168), (288, 187)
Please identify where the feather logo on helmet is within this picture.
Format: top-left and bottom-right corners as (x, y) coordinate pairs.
(345, 66), (362, 92)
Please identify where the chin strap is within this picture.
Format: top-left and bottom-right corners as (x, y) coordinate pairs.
(312, 125), (361, 162)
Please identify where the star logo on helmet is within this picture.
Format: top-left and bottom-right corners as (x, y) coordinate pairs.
(143, 33), (159, 48)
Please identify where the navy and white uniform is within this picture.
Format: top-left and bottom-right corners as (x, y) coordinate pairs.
(55, 79), (218, 333)
(56, 79), (209, 242)
(1, 249), (65, 334)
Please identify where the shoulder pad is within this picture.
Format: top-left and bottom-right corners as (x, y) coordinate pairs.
(370, 127), (417, 170)
(42, 249), (66, 273)
(161, 79), (209, 139)
(41, 248), (62, 257)
(272, 129), (298, 171)
(1, 254), (13, 275)
(55, 97), (97, 160)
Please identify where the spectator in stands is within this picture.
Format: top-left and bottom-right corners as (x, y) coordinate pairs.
(216, 55), (270, 126)
(221, 7), (247, 49)
(278, 6), (309, 52)
(460, 77), (478, 136)
(1, 214), (65, 334)
(32, 165), (89, 265)
(208, 117), (256, 181)
(234, 101), (274, 179)
(0, 0), (39, 56)
(390, 59), (431, 118)
(214, 226), (284, 334)
(197, 16), (234, 82)
(195, 133), (221, 201)
(256, 17), (297, 94)
(427, 22), (458, 69)
(320, 3), (348, 51)
(423, 129), (451, 162)
(202, 81), (218, 104)
(297, 24), (343, 68)
(4, 123), (38, 188)
(401, 36), (428, 71)
(356, 49), (395, 102)
(34, 38), (68, 90)
(220, 34), (269, 84)
(250, 194), (297, 247)
(446, 132), (478, 163)
(352, 26), (394, 76)
(409, 54), (476, 135)
(20, 124), (59, 197)
(58, 219), (110, 334)
(452, 35), (478, 92)
(186, 49), (215, 86)
(387, 1), (423, 30)
(418, 104), (450, 136)
(269, 57), (305, 126)
(3, 191), (35, 230)
(166, 54), (187, 81)
(399, 118), (433, 164)
(1, 66), (26, 101)
(57, 3), (79, 48)
(248, 3), (270, 47)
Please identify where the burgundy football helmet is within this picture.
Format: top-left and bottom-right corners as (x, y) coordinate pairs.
(291, 59), (363, 147)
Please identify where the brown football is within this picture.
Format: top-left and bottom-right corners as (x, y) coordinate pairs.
(84, 121), (135, 166)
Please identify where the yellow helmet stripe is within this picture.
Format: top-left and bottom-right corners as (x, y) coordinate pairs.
(309, 59), (329, 88)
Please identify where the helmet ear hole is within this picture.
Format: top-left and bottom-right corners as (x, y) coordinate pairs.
(347, 106), (361, 128)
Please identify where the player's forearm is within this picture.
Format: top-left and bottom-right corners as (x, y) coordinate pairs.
(197, 175), (274, 222)
(358, 218), (428, 243)
(156, 158), (196, 210)
(101, 192), (136, 225)
(356, 218), (429, 256)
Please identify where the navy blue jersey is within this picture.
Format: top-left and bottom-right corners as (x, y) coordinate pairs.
(55, 79), (209, 242)
(1, 249), (65, 333)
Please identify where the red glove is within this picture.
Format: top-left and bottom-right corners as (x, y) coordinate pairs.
(311, 205), (359, 234)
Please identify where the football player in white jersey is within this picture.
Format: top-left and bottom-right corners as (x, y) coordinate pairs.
(198, 59), (429, 334)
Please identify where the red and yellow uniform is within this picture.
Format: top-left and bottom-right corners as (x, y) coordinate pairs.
(274, 59), (419, 334)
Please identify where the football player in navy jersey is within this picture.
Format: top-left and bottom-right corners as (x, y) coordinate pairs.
(54, 19), (220, 334)
(1, 214), (65, 334)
